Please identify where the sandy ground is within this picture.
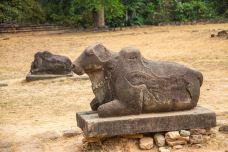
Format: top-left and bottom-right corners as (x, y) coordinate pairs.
(0, 24), (228, 152)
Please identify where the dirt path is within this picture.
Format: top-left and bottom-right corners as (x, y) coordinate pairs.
(0, 24), (228, 152)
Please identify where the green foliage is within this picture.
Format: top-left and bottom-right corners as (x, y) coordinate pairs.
(40, 0), (83, 27)
(0, 0), (227, 27)
(0, 2), (21, 23)
(143, 2), (155, 24)
(122, 0), (146, 26)
(208, 0), (227, 15)
(174, 0), (216, 21)
(151, 0), (173, 24)
(0, 0), (45, 24)
(224, 10), (228, 19)
(105, 0), (124, 27)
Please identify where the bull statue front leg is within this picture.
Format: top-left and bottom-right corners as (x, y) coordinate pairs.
(97, 99), (141, 117)
(97, 82), (144, 117)
(90, 98), (100, 111)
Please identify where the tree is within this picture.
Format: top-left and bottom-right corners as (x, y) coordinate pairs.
(0, 0), (45, 24)
(0, 0), (226, 27)
(76, 0), (124, 28)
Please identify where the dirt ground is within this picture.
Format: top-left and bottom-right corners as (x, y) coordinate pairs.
(0, 24), (228, 152)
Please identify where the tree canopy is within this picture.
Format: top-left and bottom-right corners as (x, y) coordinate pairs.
(0, 0), (227, 27)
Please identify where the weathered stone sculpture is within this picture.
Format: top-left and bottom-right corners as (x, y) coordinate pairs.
(30, 51), (72, 75)
(72, 43), (203, 118)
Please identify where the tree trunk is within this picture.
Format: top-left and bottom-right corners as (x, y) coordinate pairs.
(96, 6), (105, 28)
(125, 10), (128, 23)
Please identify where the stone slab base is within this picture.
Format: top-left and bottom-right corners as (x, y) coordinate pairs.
(76, 106), (216, 138)
(26, 72), (88, 81)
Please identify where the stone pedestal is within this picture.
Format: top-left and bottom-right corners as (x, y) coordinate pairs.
(26, 72), (88, 81)
(76, 106), (216, 138)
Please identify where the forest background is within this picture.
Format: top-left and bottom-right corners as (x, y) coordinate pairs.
(0, 0), (227, 28)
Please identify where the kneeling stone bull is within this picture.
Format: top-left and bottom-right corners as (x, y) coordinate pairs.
(72, 43), (203, 117)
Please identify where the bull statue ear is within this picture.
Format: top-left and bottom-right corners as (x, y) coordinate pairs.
(88, 43), (111, 62)
(85, 46), (94, 56)
(42, 51), (52, 58)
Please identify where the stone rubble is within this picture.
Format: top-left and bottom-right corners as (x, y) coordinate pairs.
(62, 128), (82, 138)
(203, 135), (210, 143)
(82, 128), (214, 151)
(190, 128), (207, 135)
(190, 134), (203, 144)
(139, 137), (154, 150)
(136, 128), (212, 150)
(180, 130), (190, 137)
(165, 131), (188, 146)
(165, 131), (180, 140)
(154, 133), (165, 147)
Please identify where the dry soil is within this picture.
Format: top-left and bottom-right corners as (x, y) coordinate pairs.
(0, 24), (228, 152)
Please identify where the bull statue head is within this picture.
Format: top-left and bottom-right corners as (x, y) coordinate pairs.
(72, 43), (111, 75)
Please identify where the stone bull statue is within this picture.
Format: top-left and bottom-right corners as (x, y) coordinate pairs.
(72, 43), (203, 118)
(30, 51), (72, 75)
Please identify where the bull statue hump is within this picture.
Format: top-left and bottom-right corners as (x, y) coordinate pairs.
(72, 43), (203, 118)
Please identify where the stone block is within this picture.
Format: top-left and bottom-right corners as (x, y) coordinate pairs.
(76, 106), (216, 138)
(26, 72), (74, 81)
(26, 72), (89, 81)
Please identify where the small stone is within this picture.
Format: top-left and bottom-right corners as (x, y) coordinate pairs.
(62, 129), (82, 138)
(173, 145), (183, 149)
(203, 135), (210, 143)
(3, 37), (9, 40)
(180, 130), (190, 137)
(182, 136), (190, 141)
(165, 131), (188, 146)
(36, 131), (60, 141)
(211, 34), (215, 37)
(190, 135), (203, 144)
(158, 147), (170, 152)
(190, 129), (206, 135)
(204, 128), (214, 135)
(219, 125), (228, 132)
(166, 139), (187, 146)
(154, 133), (165, 147)
(165, 131), (180, 140)
(0, 83), (8, 87)
(139, 137), (154, 150)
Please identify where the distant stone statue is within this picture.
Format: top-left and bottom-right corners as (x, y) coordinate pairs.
(72, 43), (203, 117)
(30, 51), (72, 75)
